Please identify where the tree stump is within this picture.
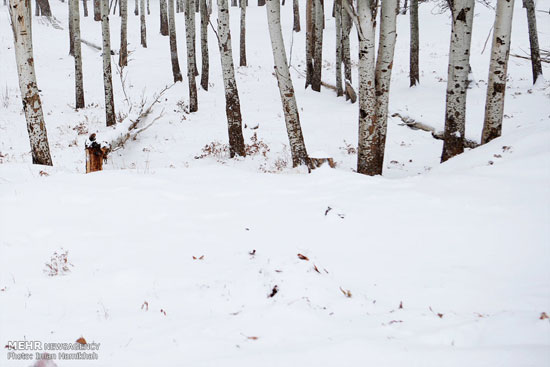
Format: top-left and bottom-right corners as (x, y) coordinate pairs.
(85, 134), (109, 173)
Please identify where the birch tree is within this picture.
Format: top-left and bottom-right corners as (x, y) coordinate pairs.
(374, 0), (398, 172)
(345, 0), (378, 175)
(134, 0), (138, 14)
(409, 0), (419, 86)
(36, 0), (52, 16)
(216, 0), (246, 157)
(69, 1), (74, 56)
(311, 0), (323, 91)
(335, 0), (343, 96)
(168, 0), (183, 82)
(522, 0), (542, 84)
(342, 9), (351, 83)
(200, 0), (209, 89)
(94, 0), (101, 20)
(83, 0), (89, 17)
(266, 0), (311, 168)
(101, 0), (116, 126)
(239, 0), (246, 66)
(481, 0), (514, 144)
(188, 0), (198, 76)
(71, 0), (85, 108)
(140, 0), (147, 47)
(119, 0), (128, 67)
(160, 0), (168, 36)
(305, 0), (313, 88)
(293, 0), (300, 32)
(8, 0), (53, 165)
(441, 0), (475, 162)
(184, 0), (198, 111)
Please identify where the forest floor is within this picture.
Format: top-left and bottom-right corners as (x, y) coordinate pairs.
(1, 1), (549, 366)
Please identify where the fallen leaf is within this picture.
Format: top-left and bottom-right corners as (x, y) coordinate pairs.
(76, 337), (87, 345)
(339, 287), (352, 298)
(313, 264), (320, 273)
(540, 312), (549, 320)
(399, 301), (403, 309)
(268, 285), (279, 298)
(249, 249), (256, 256)
(297, 253), (309, 261)
(247, 336), (259, 340)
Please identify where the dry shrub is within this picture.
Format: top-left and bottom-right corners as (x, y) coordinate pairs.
(44, 249), (74, 276)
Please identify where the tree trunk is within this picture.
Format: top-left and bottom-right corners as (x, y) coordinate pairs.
(305, 0), (313, 87)
(481, 0), (514, 144)
(140, 0), (147, 47)
(217, 0), (246, 157)
(239, 0), (247, 66)
(409, 0), (419, 86)
(200, 0), (209, 89)
(231, 0), (236, 5)
(293, 0), (300, 32)
(36, 0), (52, 16)
(374, 0), (399, 172)
(441, 0), (475, 162)
(355, 0), (377, 175)
(71, 0), (85, 108)
(335, 0), (343, 96)
(189, 0), (198, 76)
(119, 0), (128, 67)
(147, 0), (149, 14)
(266, 0), (311, 168)
(35, 0), (41, 16)
(8, 0), (53, 165)
(83, 0), (89, 16)
(69, 1), (74, 55)
(342, 9), (351, 83)
(101, 0), (116, 126)
(160, 0), (169, 35)
(311, 0), (323, 91)
(523, 0), (542, 84)
(168, 0), (183, 81)
(258, 0), (265, 5)
(94, 0), (101, 20)
(185, 0), (198, 111)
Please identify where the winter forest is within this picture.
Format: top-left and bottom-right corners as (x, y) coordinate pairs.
(0, 0), (549, 365)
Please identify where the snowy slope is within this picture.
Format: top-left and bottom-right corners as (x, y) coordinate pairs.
(1, 1), (550, 366)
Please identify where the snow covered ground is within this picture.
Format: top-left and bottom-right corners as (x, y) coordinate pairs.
(1, 1), (549, 366)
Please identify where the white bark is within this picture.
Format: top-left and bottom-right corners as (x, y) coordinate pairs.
(8, 0), (53, 165)
(140, 0), (146, 47)
(335, 0), (343, 96)
(119, 0), (128, 67)
(355, 0), (377, 175)
(217, 0), (246, 157)
(409, 0), (419, 86)
(441, 0), (475, 162)
(168, 0), (183, 82)
(160, 0), (168, 36)
(71, 0), (85, 108)
(293, 0), (300, 32)
(374, 0), (398, 172)
(481, 0), (514, 144)
(200, 0), (209, 89)
(266, 0), (310, 168)
(101, 0), (116, 126)
(239, 0), (246, 66)
(184, 0), (198, 111)
(523, 0), (542, 84)
(311, 0), (323, 91)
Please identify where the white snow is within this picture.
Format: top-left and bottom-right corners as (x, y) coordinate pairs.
(1, 1), (549, 366)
